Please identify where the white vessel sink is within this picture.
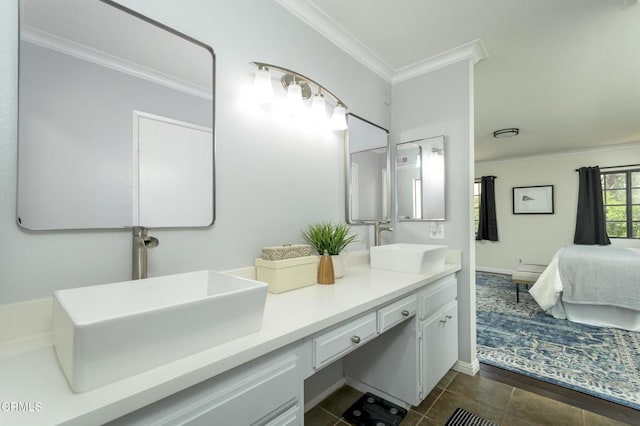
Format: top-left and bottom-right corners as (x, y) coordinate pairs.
(52, 270), (268, 392)
(370, 243), (448, 274)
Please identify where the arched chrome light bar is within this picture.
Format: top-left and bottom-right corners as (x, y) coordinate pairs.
(250, 61), (348, 130)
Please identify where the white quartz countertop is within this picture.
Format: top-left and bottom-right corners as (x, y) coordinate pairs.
(0, 262), (460, 426)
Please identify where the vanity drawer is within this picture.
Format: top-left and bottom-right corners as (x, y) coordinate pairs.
(313, 312), (377, 369)
(419, 275), (457, 320)
(377, 294), (417, 333)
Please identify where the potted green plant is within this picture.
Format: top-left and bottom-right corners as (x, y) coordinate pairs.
(302, 222), (357, 278)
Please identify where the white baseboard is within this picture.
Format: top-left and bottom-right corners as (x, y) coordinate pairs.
(345, 376), (410, 409)
(304, 377), (345, 413)
(476, 266), (513, 275)
(453, 358), (480, 376)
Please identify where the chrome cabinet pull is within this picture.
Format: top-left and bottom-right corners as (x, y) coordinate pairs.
(401, 309), (410, 317)
(440, 314), (454, 324)
(351, 336), (361, 344)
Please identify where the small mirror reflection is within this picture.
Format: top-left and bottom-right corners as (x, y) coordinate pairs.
(17, 0), (215, 230)
(345, 114), (390, 223)
(396, 136), (445, 221)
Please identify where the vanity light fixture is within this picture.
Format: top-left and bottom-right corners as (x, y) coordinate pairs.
(250, 61), (348, 130)
(493, 128), (519, 138)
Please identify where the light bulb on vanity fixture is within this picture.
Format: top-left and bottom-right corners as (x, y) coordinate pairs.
(250, 61), (348, 131)
(330, 103), (348, 131)
(253, 65), (274, 104)
(285, 77), (304, 113)
(311, 90), (327, 124)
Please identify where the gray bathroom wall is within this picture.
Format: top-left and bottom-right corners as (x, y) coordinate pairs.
(390, 60), (477, 370)
(0, 0), (391, 303)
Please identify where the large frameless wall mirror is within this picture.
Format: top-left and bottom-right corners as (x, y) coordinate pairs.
(17, 0), (215, 230)
(396, 136), (446, 221)
(345, 114), (390, 223)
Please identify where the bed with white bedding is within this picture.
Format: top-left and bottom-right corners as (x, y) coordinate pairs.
(530, 245), (640, 331)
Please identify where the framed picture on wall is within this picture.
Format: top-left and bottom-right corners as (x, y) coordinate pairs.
(513, 185), (554, 214)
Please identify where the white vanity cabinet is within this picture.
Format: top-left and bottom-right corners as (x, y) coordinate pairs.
(0, 261), (464, 425)
(419, 277), (458, 396)
(106, 344), (303, 426)
(344, 274), (458, 407)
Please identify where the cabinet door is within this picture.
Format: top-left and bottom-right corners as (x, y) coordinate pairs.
(343, 317), (420, 406)
(106, 347), (302, 426)
(420, 301), (458, 396)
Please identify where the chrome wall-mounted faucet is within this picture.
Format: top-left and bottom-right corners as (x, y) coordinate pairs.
(374, 222), (393, 246)
(132, 227), (159, 280)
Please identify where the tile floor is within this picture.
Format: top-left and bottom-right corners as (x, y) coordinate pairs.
(304, 370), (629, 425)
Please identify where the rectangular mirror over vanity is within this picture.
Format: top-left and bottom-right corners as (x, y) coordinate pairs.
(345, 113), (390, 224)
(345, 114), (446, 225)
(17, 0), (215, 230)
(396, 136), (446, 221)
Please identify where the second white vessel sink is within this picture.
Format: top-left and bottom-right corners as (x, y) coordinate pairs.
(53, 270), (268, 392)
(370, 243), (448, 274)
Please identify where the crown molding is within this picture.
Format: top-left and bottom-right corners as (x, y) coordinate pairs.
(276, 0), (395, 82)
(392, 39), (489, 84)
(21, 26), (212, 100)
(276, 0), (489, 85)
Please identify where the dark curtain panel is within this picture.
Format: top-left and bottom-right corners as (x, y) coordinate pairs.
(573, 166), (610, 245)
(476, 176), (498, 241)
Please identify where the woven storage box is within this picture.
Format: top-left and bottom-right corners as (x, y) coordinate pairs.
(255, 256), (318, 294)
(260, 244), (312, 261)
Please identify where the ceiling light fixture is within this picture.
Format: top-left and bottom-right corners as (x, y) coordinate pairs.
(250, 61), (348, 130)
(493, 128), (519, 138)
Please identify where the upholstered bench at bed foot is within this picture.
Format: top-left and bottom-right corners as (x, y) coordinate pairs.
(512, 264), (546, 303)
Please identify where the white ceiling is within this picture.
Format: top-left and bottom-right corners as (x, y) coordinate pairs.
(281, 0), (640, 161)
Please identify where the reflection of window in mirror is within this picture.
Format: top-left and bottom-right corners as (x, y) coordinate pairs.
(396, 143), (420, 220)
(351, 163), (359, 219)
(474, 179), (481, 234)
(413, 179), (422, 218)
(382, 168), (389, 219)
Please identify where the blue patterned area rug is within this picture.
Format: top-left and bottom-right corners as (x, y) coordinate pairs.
(476, 272), (640, 410)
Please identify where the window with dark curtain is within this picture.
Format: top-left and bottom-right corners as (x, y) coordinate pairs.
(574, 166), (611, 245)
(476, 176), (498, 241)
(473, 180), (481, 234)
(601, 169), (640, 238)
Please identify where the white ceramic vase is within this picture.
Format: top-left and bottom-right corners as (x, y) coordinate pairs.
(331, 254), (345, 279)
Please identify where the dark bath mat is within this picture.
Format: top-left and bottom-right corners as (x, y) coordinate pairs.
(342, 392), (407, 426)
(445, 407), (497, 426)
